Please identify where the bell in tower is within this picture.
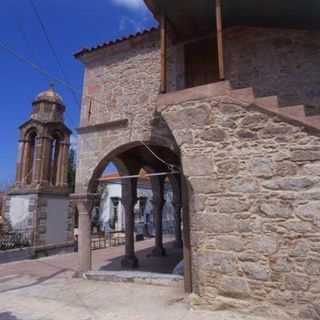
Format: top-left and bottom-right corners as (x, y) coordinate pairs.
(4, 86), (74, 257)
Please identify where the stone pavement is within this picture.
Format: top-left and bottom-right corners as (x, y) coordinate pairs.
(0, 240), (284, 320)
(0, 238), (181, 279)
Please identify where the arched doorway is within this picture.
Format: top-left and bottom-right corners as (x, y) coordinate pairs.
(74, 141), (192, 292)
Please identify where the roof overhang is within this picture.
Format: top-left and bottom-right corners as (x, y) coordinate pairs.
(144, 0), (320, 39)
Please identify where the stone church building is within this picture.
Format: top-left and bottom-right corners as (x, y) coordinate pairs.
(73, 0), (320, 318)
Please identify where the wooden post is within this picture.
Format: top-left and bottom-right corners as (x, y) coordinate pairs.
(216, 0), (225, 80)
(160, 12), (167, 93)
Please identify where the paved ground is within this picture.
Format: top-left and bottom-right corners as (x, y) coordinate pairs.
(0, 238), (181, 279)
(0, 239), (278, 320)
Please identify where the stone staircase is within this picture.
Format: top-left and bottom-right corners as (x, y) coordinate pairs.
(231, 85), (320, 132)
(157, 80), (320, 132)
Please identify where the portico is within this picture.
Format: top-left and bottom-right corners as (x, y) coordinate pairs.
(72, 143), (188, 287)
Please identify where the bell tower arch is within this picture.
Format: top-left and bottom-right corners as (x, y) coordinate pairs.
(4, 86), (74, 256)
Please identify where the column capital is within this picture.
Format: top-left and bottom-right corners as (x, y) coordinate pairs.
(59, 141), (71, 146)
(71, 193), (98, 213)
(35, 135), (52, 141)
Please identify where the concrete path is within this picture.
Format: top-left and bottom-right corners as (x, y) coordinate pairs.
(0, 273), (272, 320)
(0, 240), (277, 320)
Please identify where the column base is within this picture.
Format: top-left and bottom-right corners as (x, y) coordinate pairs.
(121, 255), (139, 269)
(151, 246), (166, 257)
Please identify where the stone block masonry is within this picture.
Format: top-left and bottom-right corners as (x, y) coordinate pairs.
(161, 96), (320, 318)
(76, 26), (320, 319)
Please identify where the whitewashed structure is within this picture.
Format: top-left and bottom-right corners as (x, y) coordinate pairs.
(95, 173), (176, 237)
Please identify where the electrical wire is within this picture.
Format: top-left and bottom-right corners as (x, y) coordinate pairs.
(28, 0), (79, 106)
(0, 40), (180, 174)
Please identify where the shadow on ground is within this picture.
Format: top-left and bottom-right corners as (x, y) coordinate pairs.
(0, 312), (22, 320)
(98, 240), (183, 274)
(0, 269), (68, 294)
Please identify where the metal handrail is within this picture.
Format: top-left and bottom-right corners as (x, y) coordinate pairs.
(0, 229), (33, 251)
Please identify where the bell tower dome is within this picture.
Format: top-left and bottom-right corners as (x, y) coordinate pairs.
(15, 86), (71, 191)
(31, 85), (65, 123)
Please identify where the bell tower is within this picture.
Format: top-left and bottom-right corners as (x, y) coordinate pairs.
(4, 86), (74, 256)
(16, 85), (71, 190)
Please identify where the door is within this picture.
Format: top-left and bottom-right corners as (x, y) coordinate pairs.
(185, 36), (220, 88)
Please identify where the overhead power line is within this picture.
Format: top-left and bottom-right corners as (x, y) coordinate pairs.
(0, 40), (180, 172)
(28, 0), (79, 106)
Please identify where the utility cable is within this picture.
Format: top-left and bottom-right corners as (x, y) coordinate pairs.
(28, 0), (79, 106)
(0, 40), (180, 174)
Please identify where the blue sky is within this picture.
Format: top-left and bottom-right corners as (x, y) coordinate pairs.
(0, 0), (156, 186)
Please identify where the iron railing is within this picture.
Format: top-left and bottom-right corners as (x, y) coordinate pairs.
(0, 229), (33, 250)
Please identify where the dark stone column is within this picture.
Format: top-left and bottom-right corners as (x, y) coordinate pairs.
(32, 136), (44, 185)
(39, 136), (51, 185)
(61, 142), (70, 187)
(173, 201), (183, 248)
(168, 174), (183, 249)
(121, 178), (138, 269)
(151, 176), (166, 257)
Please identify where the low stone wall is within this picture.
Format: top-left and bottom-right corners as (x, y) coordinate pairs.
(0, 247), (33, 264)
(0, 241), (75, 264)
(162, 96), (320, 319)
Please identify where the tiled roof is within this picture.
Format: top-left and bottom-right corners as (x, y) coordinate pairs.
(74, 27), (158, 58)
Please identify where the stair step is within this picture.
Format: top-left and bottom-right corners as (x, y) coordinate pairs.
(278, 105), (306, 119)
(255, 96), (279, 109)
(231, 87), (255, 103)
(304, 115), (320, 130)
(84, 271), (184, 288)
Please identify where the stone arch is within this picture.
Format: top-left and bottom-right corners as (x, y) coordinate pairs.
(49, 129), (66, 186)
(82, 138), (192, 293)
(21, 128), (38, 185)
(87, 139), (178, 194)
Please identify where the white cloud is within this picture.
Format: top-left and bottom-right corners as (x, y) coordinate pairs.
(119, 16), (143, 32)
(112, 0), (145, 10)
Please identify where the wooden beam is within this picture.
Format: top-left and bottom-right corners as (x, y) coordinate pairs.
(160, 12), (167, 94)
(216, 0), (225, 80)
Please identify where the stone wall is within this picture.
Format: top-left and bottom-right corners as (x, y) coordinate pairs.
(79, 29), (183, 129)
(76, 31), (181, 192)
(4, 193), (73, 248)
(36, 195), (73, 246)
(224, 27), (320, 108)
(76, 26), (320, 318)
(161, 96), (320, 318)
